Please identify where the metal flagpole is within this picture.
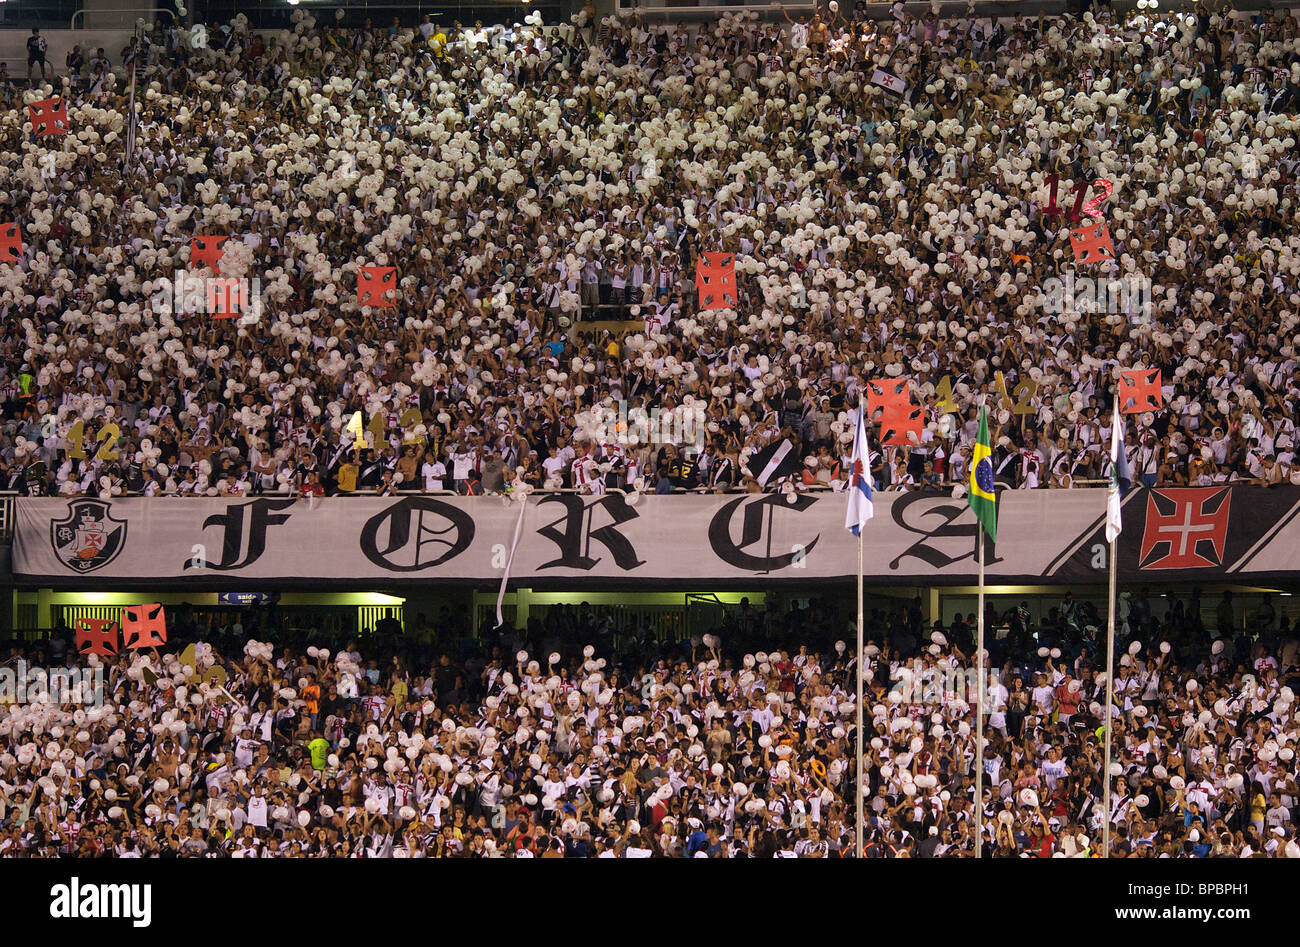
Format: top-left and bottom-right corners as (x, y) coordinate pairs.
(126, 67), (136, 168)
(1103, 513), (1117, 857)
(124, 21), (141, 176)
(1102, 395), (1121, 859)
(856, 527), (864, 858)
(975, 527), (985, 858)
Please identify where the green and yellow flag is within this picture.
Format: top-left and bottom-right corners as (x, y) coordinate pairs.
(968, 406), (998, 542)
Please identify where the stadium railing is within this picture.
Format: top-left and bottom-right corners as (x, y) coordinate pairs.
(616, 0), (814, 13)
(0, 481), (1112, 507)
(68, 7), (174, 31)
(0, 490), (14, 542)
(0, 0), (80, 31)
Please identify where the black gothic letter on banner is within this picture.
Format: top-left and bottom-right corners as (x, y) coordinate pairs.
(360, 496), (475, 572)
(888, 491), (1002, 571)
(707, 494), (820, 573)
(535, 493), (645, 571)
(184, 498), (296, 571)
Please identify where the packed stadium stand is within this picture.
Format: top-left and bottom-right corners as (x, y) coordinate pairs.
(0, 0), (1299, 859)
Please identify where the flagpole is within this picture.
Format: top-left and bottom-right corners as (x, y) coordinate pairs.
(975, 523), (985, 859)
(855, 526), (864, 859)
(124, 22), (140, 175)
(1103, 397), (1120, 858)
(1103, 526), (1116, 858)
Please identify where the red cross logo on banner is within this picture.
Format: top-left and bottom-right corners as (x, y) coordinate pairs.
(121, 603), (168, 650)
(28, 97), (71, 137)
(1068, 220), (1116, 266)
(850, 458), (864, 487)
(1139, 487), (1232, 570)
(74, 618), (120, 657)
(358, 266), (398, 307)
(191, 236), (228, 270)
(207, 278), (249, 317)
(866, 378), (923, 446)
(1119, 368), (1163, 414)
(695, 252), (736, 310)
(0, 223), (21, 264)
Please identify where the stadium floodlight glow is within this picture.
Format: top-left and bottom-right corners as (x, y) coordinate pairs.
(357, 593), (406, 605)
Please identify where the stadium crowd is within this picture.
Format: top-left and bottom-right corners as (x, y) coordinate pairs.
(0, 591), (1298, 857)
(0, 0), (1299, 501)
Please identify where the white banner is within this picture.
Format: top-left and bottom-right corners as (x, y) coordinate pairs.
(13, 487), (1300, 586)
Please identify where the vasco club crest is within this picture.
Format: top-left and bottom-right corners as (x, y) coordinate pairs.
(1138, 487), (1232, 570)
(50, 500), (128, 573)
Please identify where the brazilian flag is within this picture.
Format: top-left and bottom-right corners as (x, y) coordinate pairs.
(968, 406), (998, 541)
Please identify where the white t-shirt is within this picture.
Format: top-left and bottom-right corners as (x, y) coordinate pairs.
(541, 779), (566, 806)
(421, 460), (446, 491)
(1041, 758), (1068, 790)
(247, 796), (268, 828)
(451, 450), (475, 480)
(234, 737), (258, 769)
